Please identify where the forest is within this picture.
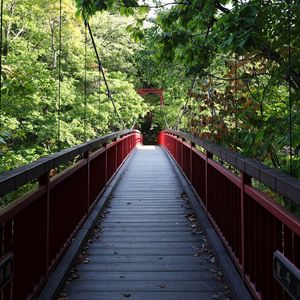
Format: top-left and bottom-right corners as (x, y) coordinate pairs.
(0, 0), (299, 180)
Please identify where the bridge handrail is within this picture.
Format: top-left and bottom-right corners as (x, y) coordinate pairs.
(159, 130), (300, 299)
(0, 129), (142, 299)
(0, 129), (139, 198)
(162, 129), (300, 206)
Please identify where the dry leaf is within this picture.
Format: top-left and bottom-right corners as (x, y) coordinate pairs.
(123, 293), (131, 297)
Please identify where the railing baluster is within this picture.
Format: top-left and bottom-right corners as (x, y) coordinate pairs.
(205, 151), (213, 212)
(38, 173), (50, 276)
(241, 171), (251, 279)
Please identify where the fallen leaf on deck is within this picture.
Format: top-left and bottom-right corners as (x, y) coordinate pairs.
(123, 293), (131, 297)
(58, 292), (67, 297)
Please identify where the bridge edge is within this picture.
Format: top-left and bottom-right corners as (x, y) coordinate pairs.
(37, 148), (138, 300)
(160, 145), (253, 300)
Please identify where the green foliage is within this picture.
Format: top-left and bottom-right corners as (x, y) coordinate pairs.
(75, 0), (140, 19)
(0, 1), (148, 174)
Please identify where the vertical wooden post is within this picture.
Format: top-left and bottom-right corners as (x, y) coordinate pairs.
(174, 136), (177, 162)
(113, 138), (118, 171)
(121, 138), (124, 161)
(190, 142), (195, 184)
(205, 150), (213, 213)
(38, 172), (50, 275)
(181, 137), (185, 170)
(103, 142), (107, 187)
(83, 151), (90, 211)
(241, 171), (251, 279)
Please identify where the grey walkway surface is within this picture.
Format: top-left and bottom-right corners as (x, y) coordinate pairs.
(65, 146), (229, 300)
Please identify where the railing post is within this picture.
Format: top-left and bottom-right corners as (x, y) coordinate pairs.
(121, 137), (124, 161)
(190, 141), (195, 184)
(113, 138), (118, 171)
(181, 137), (185, 169)
(83, 151), (90, 211)
(38, 172), (50, 275)
(241, 171), (251, 279)
(205, 150), (213, 212)
(174, 136), (177, 161)
(103, 142), (107, 187)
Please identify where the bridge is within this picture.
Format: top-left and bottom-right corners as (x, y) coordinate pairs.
(0, 129), (299, 300)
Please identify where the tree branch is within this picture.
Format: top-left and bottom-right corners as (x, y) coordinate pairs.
(205, 72), (270, 81)
(119, 2), (190, 9)
(214, 0), (230, 14)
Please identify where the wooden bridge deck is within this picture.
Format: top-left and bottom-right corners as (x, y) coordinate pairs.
(65, 146), (229, 300)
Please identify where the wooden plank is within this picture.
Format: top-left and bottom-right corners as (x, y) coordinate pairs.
(85, 248), (197, 256)
(67, 280), (223, 292)
(100, 227), (192, 232)
(76, 263), (214, 272)
(88, 241), (202, 249)
(80, 255), (213, 264)
(102, 220), (188, 225)
(97, 232), (199, 237)
(107, 210), (190, 214)
(102, 217), (189, 222)
(107, 209), (188, 212)
(96, 236), (200, 242)
(105, 212), (188, 216)
(107, 205), (188, 209)
(72, 271), (212, 281)
(101, 224), (191, 231)
(67, 291), (224, 300)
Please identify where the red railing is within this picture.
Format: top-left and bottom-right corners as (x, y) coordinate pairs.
(0, 130), (142, 300)
(159, 130), (300, 300)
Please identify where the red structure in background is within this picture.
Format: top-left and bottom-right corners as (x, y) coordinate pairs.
(137, 88), (164, 106)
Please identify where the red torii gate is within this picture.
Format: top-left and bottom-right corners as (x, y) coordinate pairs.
(136, 88), (164, 107)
